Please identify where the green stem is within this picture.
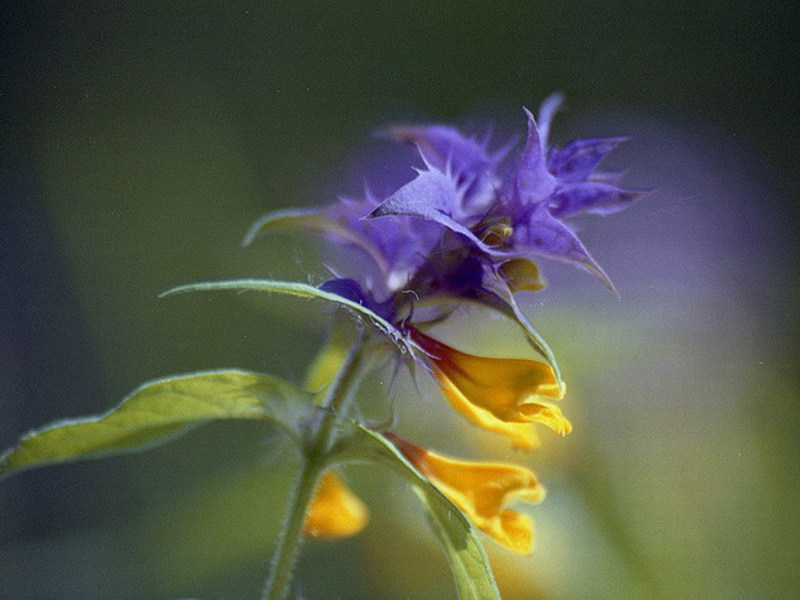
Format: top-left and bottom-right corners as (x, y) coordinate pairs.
(310, 334), (365, 455)
(261, 455), (323, 600)
(261, 332), (365, 600)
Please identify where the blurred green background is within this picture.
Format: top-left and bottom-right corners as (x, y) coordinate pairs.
(1, 2), (798, 599)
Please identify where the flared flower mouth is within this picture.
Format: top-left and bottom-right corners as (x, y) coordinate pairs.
(409, 328), (571, 449)
(303, 470), (369, 539)
(387, 433), (545, 555)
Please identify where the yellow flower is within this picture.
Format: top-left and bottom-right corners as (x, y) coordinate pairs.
(388, 433), (545, 555)
(303, 470), (369, 539)
(410, 328), (572, 449)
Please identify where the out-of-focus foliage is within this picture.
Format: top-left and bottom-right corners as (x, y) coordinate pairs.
(0, 363), (504, 598)
(0, 371), (314, 476)
(1, 2), (797, 599)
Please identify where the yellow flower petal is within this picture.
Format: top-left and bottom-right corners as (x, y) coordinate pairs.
(303, 320), (356, 396)
(303, 470), (368, 540)
(389, 434), (544, 555)
(411, 329), (571, 444)
(437, 382), (543, 450)
(499, 258), (547, 292)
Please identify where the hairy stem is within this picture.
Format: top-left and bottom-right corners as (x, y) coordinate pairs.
(261, 455), (322, 600)
(261, 332), (365, 600)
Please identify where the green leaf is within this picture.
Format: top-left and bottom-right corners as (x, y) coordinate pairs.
(334, 424), (501, 600)
(418, 282), (562, 389)
(242, 207), (338, 247)
(242, 207), (351, 247)
(0, 370), (313, 478)
(242, 207), (391, 273)
(161, 279), (412, 355)
(467, 284), (562, 386)
(500, 288), (563, 389)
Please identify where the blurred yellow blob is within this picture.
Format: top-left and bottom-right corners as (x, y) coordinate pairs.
(303, 470), (369, 540)
(480, 218), (514, 246)
(390, 434), (545, 555)
(499, 258), (547, 292)
(411, 328), (571, 448)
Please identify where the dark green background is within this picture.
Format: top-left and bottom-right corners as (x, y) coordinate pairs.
(2, 3), (798, 599)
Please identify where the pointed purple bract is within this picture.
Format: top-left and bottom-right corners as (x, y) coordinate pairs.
(506, 108), (557, 208)
(536, 92), (564, 146)
(514, 204), (613, 288)
(548, 137), (629, 182)
(252, 94), (641, 305)
(368, 169), (493, 254)
(549, 182), (644, 218)
(370, 94), (642, 289)
(383, 124), (506, 216)
(385, 124), (497, 176)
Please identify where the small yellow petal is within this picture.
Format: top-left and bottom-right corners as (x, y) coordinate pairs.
(303, 470), (368, 540)
(517, 400), (573, 436)
(389, 434), (544, 555)
(497, 510), (535, 555)
(499, 258), (547, 292)
(304, 322), (356, 396)
(436, 375), (543, 450)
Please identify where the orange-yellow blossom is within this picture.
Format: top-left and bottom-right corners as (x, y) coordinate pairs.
(303, 470), (368, 539)
(388, 433), (545, 555)
(410, 328), (571, 449)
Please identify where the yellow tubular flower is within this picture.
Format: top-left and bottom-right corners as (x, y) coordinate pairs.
(303, 470), (369, 539)
(388, 433), (545, 555)
(410, 329), (572, 447)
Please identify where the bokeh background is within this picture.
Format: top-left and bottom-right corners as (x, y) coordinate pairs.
(1, 3), (798, 599)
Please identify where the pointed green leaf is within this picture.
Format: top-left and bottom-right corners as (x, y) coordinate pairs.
(0, 370), (313, 478)
(161, 279), (412, 355)
(334, 424), (501, 600)
(500, 288), (563, 389)
(242, 207), (351, 247)
(466, 272), (563, 388)
(242, 207), (327, 246)
(241, 208), (391, 273)
(421, 284), (563, 390)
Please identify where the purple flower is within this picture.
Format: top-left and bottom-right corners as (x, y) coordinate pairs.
(243, 192), (443, 306)
(380, 124), (512, 221)
(369, 94), (645, 290)
(244, 95), (642, 380)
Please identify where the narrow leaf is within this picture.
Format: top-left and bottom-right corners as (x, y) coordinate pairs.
(495, 286), (563, 390)
(161, 279), (412, 355)
(438, 281), (563, 390)
(241, 206), (392, 273)
(0, 370), (312, 478)
(241, 207), (332, 247)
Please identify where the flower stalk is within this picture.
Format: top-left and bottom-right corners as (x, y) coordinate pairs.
(261, 331), (365, 600)
(261, 454), (323, 600)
